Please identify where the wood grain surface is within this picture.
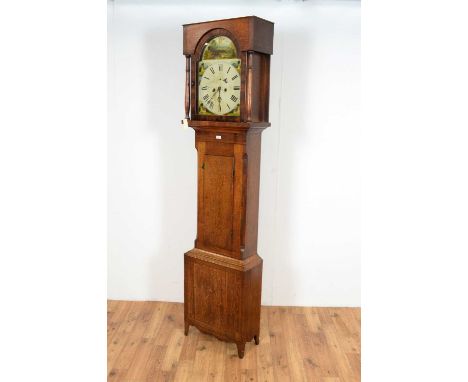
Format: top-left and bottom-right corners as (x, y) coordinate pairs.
(108, 300), (360, 382)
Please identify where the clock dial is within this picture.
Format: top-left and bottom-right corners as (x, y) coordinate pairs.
(198, 59), (241, 116)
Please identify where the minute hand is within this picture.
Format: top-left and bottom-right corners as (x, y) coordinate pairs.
(217, 87), (222, 112)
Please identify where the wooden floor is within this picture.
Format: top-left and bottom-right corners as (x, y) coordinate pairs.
(108, 300), (360, 382)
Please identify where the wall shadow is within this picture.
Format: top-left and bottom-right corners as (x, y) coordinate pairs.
(260, 26), (314, 306)
(144, 26), (197, 302)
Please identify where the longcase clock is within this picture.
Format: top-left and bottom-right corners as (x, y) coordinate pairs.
(182, 16), (274, 359)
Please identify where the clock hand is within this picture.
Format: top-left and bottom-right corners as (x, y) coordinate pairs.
(205, 86), (221, 111)
(217, 87), (222, 110)
(208, 88), (218, 101)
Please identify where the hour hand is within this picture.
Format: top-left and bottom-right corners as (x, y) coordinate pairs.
(209, 88), (218, 100)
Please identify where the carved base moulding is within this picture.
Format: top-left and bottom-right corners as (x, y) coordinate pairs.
(184, 249), (263, 359)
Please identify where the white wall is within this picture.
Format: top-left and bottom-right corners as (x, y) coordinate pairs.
(108, 0), (360, 306)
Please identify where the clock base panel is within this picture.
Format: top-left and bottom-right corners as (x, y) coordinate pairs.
(184, 248), (262, 359)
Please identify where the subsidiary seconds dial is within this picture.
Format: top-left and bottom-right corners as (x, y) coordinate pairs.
(199, 60), (241, 116)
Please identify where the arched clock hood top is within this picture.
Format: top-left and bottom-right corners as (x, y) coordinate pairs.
(183, 16), (274, 56)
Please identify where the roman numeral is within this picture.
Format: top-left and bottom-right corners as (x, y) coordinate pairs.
(208, 101), (214, 109)
(210, 67), (215, 74)
(227, 104), (231, 111)
(231, 74), (238, 81)
(219, 64), (223, 71)
(233, 86), (240, 90)
(227, 66), (231, 74)
(230, 95), (238, 102)
(203, 76), (209, 80)
(203, 94), (209, 101)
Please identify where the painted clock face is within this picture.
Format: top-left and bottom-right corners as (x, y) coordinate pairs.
(198, 59), (241, 116)
(198, 36), (241, 117)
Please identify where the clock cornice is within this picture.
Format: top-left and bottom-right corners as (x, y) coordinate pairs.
(183, 15), (274, 56)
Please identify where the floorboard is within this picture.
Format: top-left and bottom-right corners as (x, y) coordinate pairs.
(108, 301), (360, 382)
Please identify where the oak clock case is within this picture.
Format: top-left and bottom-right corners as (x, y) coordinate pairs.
(182, 16), (274, 359)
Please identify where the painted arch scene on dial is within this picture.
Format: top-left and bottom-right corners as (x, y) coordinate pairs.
(198, 36), (241, 116)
